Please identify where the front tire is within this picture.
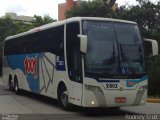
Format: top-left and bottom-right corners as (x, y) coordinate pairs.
(58, 86), (71, 110)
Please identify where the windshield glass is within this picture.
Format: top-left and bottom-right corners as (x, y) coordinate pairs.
(115, 23), (145, 74)
(83, 20), (146, 78)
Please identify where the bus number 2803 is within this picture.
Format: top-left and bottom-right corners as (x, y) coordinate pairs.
(106, 83), (118, 88)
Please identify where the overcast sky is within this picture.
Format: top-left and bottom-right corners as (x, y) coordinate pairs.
(0, 0), (158, 20)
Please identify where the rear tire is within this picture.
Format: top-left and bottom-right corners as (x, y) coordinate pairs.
(14, 76), (20, 94)
(58, 86), (72, 110)
(8, 76), (14, 91)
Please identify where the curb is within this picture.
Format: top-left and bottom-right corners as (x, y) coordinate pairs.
(147, 99), (160, 103)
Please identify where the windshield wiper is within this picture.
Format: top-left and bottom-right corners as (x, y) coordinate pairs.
(107, 43), (116, 65)
(119, 44), (136, 75)
(138, 44), (144, 65)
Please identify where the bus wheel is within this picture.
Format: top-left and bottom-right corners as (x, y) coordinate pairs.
(14, 76), (19, 94)
(8, 75), (13, 91)
(59, 86), (71, 110)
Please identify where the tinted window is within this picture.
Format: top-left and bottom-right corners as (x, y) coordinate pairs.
(115, 23), (145, 74)
(4, 25), (64, 56)
(83, 21), (119, 74)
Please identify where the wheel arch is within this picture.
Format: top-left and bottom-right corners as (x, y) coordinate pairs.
(8, 73), (13, 85)
(57, 81), (67, 98)
(9, 73), (12, 81)
(14, 74), (18, 82)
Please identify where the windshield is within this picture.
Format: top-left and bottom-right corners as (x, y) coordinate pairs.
(83, 20), (146, 78)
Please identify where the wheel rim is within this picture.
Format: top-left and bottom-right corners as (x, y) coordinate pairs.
(60, 91), (68, 107)
(15, 83), (18, 92)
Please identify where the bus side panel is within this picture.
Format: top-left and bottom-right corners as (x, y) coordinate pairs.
(3, 52), (69, 100)
(38, 52), (69, 99)
(39, 52), (57, 98)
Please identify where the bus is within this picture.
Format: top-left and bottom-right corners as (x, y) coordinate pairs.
(3, 17), (158, 110)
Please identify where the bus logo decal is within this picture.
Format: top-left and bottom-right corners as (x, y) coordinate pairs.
(126, 81), (137, 87)
(24, 55), (38, 79)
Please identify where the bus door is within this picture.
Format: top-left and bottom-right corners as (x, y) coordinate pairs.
(66, 21), (83, 106)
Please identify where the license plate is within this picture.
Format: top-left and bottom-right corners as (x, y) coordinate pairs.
(115, 97), (126, 103)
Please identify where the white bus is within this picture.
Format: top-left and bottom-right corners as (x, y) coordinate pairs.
(3, 17), (158, 110)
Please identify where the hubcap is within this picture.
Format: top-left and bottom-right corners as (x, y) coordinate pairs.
(15, 84), (18, 91)
(60, 91), (68, 107)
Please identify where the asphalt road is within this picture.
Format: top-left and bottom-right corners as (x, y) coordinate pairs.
(0, 80), (160, 120)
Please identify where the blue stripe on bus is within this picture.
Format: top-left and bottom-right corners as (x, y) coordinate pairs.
(86, 74), (148, 84)
(126, 75), (148, 87)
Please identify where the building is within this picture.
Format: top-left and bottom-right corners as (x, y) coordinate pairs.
(58, 0), (81, 21)
(4, 12), (34, 24)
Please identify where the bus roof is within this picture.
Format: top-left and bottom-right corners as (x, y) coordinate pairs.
(5, 17), (137, 41)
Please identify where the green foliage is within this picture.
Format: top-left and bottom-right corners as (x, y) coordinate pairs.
(32, 15), (56, 27)
(115, 1), (160, 42)
(65, 0), (113, 18)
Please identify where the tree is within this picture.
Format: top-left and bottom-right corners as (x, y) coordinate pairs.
(65, 0), (113, 18)
(32, 15), (56, 27)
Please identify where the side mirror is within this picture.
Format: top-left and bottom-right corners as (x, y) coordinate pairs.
(144, 38), (158, 57)
(78, 34), (88, 54)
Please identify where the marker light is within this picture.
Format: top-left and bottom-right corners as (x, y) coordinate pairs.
(91, 101), (95, 105)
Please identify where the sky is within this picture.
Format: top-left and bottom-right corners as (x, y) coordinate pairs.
(0, 0), (158, 20)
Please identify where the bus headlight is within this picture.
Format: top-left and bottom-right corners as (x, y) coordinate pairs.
(85, 85), (103, 93)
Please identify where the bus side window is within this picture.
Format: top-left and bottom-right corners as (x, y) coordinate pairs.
(66, 22), (82, 83)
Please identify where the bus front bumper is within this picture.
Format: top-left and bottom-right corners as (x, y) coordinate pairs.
(81, 87), (147, 108)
